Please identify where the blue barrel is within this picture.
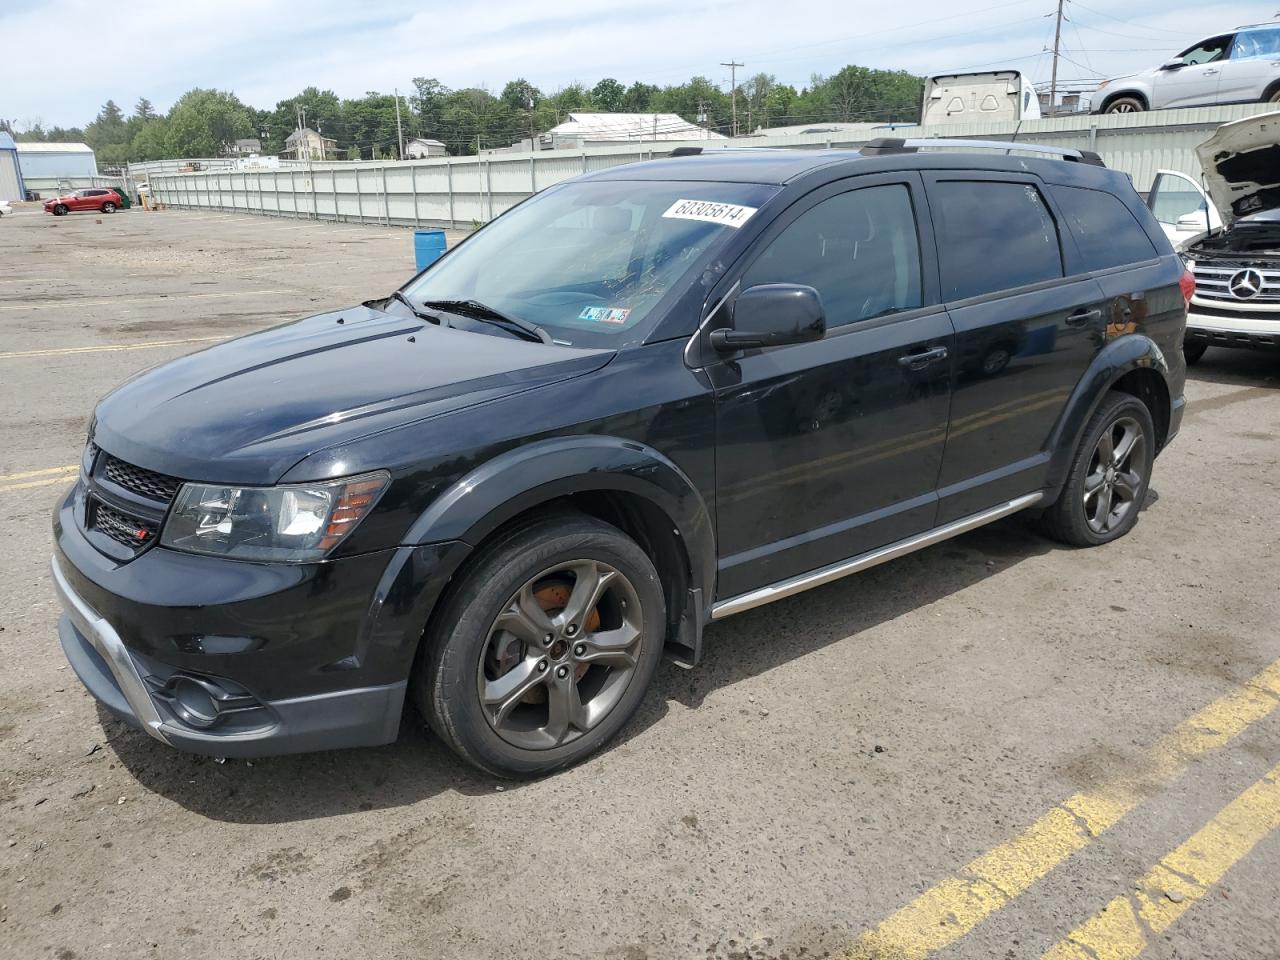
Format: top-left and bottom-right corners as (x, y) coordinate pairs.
(414, 229), (447, 270)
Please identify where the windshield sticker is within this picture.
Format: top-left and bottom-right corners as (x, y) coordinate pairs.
(579, 306), (631, 324)
(661, 199), (757, 229)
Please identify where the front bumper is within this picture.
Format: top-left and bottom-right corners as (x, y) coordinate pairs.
(56, 557), (406, 756)
(1186, 304), (1280, 350)
(52, 484), (470, 757)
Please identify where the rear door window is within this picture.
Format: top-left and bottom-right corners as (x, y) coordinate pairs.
(931, 180), (1064, 301)
(1051, 185), (1159, 271)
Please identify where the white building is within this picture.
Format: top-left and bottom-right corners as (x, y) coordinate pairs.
(283, 128), (337, 161)
(405, 137), (447, 159)
(544, 113), (726, 149)
(0, 132), (24, 201)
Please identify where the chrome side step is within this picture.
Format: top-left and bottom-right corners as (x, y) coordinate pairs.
(709, 492), (1044, 620)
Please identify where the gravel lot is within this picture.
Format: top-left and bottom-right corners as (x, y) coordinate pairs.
(2, 205), (1278, 960)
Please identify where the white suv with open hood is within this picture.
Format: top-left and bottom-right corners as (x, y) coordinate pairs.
(1147, 112), (1280, 362)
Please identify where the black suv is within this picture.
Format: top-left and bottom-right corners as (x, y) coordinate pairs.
(53, 141), (1189, 777)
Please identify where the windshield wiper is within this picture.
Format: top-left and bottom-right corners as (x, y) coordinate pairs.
(420, 299), (553, 345)
(387, 290), (450, 326)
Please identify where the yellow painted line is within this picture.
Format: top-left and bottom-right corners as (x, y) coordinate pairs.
(0, 474), (78, 492)
(1042, 760), (1280, 960)
(0, 464), (79, 483)
(0, 290), (291, 311)
(0, 335), (228, 360)
(843, 658), (1280, 960)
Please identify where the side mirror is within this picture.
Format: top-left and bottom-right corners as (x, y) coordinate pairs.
(1175, 211), (1208, 231)
(1159, 57), (1185, 70)
(710, 283), (826, 352)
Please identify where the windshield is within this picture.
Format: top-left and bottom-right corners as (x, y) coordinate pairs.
(402, 179), (779, 347)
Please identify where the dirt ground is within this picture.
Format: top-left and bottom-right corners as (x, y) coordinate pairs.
(1, 204), (1278, 960)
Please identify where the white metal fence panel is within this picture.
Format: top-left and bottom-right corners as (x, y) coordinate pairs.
(149, 103), (1278, 228)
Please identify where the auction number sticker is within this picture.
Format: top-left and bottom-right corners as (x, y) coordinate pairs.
(661, 199), (757, 228)
(579, 306), (632, 324)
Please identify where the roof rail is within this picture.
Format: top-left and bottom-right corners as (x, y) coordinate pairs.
(669, 146), (704, 157)
(860, 137), (1106, 167)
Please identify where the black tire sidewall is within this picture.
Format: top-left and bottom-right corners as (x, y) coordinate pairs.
(1105, 97), (1144, 113)
(420, 516), (666, 778)
(102, 203), (115, 213)
(1059, 394), (1156, 546)
(1183, 341), (1207, 364)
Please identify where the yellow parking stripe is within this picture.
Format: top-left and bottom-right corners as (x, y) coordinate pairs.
(0, 464), (79, 494)
(0, 335), (228, 360)
(843, 658), (1280, 960)
(0, 464), (79, 482)
(1042, 761), (1280, 960)
(0, 289), (290, 311)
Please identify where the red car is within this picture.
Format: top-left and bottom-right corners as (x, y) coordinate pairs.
(44, 188), (123, 216)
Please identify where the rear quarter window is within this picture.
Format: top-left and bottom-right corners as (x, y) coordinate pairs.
(932, 179), (1064, 301)
(1051, 185), (1158, 272)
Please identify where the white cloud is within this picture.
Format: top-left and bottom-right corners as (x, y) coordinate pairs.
(2, 0), (1276, 126)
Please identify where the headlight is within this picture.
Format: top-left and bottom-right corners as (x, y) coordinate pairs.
(160, 471), (390, 562)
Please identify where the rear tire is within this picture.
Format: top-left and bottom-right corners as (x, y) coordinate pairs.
(101, 201), (116, 213)
(1104, 96), (1146, 114)
(414, 512), (666, 778)
(1266, 86), (1280, 104)
(53, 204), (68, 216)
(1183, 340), (1208, 365)
(1038, 392), (1155, 547)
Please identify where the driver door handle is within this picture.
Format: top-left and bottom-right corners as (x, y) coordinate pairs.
(1066, 308), (1103, 327)
(898, 345), (949, 370)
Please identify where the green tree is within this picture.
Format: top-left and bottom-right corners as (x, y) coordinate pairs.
(410, 77), (450, 138)
(623, 82), (659, 113)
(591, 78), (626, 112)
(134, 98), (156, 120)
(268, 87), (344, 155)
(165, 88), (254, 156)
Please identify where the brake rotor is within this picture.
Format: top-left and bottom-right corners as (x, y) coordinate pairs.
(520, 579), (597, 704)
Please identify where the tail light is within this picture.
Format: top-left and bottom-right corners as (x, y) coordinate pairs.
(1179, 268), (1195, 306)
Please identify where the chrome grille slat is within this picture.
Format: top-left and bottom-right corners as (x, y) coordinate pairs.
(1192, 262), (1280, 304)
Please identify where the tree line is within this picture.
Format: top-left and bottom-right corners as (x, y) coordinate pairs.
(9, 67), (924, 164)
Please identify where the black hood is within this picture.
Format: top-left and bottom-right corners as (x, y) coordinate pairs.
(92, 306), (613, 484)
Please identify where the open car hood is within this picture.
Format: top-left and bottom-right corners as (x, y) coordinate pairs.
(1196, 111), (1280, 227)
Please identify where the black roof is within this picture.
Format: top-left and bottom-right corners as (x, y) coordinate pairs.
(581, 146), (1120, 189)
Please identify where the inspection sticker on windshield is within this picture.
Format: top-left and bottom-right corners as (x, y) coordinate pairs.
(662, 199), (757, 229)
(579, 306), (631, 324)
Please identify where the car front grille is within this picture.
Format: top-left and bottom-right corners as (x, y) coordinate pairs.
(1192, 263), (1280, 305)
(102, 454), (182, 503)
(81, 445), (182, 558)
(90, 499), (160, 549)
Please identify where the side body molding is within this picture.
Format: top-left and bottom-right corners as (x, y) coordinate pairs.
(1043, 333), (1172, 496)
(404, 435), (717, 603)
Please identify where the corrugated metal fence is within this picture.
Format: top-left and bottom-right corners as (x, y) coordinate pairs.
(150, 103), (1276, 229)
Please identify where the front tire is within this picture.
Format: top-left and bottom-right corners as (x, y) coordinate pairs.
(1039, 392), (1155, 547)
(53, 204), (68, 216)
(415, 512), (666, 778)
(1103, 96), (1146, 114)
(1183, 340), (1208, 365)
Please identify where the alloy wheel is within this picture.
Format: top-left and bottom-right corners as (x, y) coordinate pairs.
(1083, 416), (1145, 534)
(477, 559), (643, 750)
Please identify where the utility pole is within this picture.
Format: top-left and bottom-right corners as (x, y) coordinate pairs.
(1049, 0), (1065, 117)
(394, 87), (405, 159)
(721, 60), (744, 136)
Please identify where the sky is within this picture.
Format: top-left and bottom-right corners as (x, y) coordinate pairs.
(3, 0), (1277, 129)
